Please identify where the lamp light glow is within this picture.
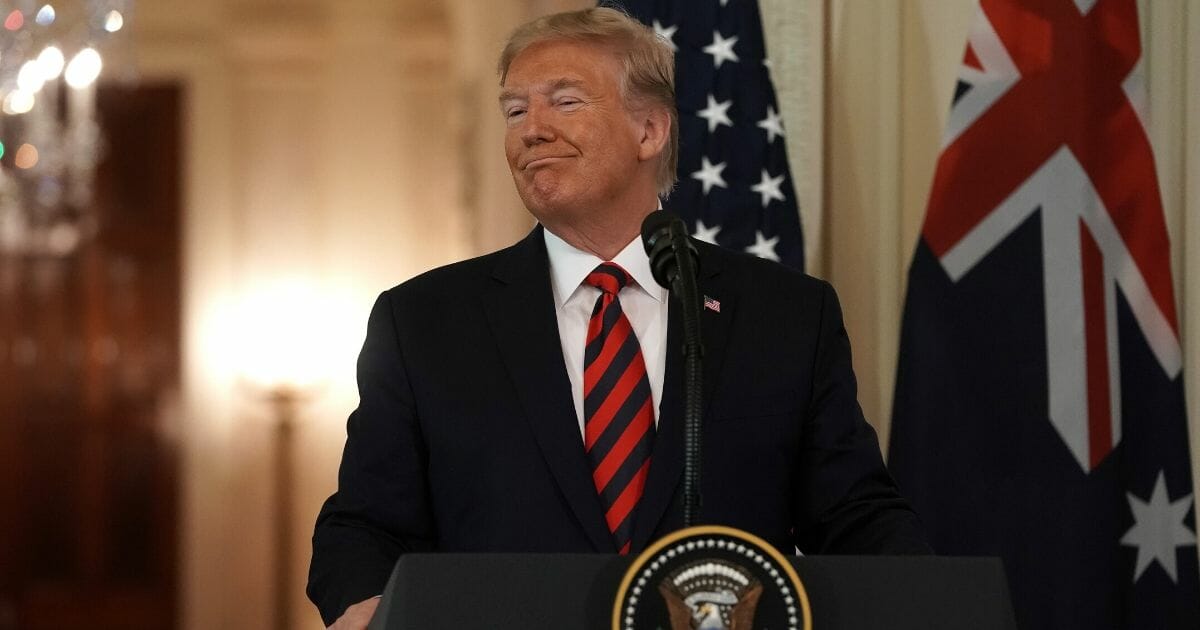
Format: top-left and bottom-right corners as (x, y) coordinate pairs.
(4, 10), (23, 31)
(3, 90), (35, 115)
(37, 46), (64, 80)
(14, 144), (39, 169)
(64, 48), (102, 89)
(103, 10), (123, 32)
(35, 5), (55, 26)
(229, 279), (360, 389)
(17, 60), (46, 92)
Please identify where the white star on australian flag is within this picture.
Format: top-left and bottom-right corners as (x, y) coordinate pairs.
(619, 0), (805, 270)
(1121, 470), (1197, 583)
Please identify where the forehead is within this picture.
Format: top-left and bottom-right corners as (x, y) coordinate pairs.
(502, 39), (623, 94)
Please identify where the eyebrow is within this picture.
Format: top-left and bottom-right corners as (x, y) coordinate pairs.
(499, 78), (587, 104)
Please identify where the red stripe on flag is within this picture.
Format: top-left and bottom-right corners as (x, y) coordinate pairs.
(605, 459), (650, 532)
(1076, 98), (1180, 333)
(963, 44), (984, 72)
(980, 0), (1053, 69)
(1081, 221), (1113, 469)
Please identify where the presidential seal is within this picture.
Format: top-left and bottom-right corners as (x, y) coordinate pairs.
(613, 526), (812, 630)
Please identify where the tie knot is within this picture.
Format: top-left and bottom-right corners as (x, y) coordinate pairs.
(585, 262), (631, 295)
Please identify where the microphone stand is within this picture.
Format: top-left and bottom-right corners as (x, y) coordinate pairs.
(667, 220), (704, 528)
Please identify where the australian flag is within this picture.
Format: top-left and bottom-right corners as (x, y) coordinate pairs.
(613, 0), (804, 270)
(889, 1), (1199, 628)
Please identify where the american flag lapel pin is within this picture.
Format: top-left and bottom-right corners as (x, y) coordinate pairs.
(703, 295), (720, 313)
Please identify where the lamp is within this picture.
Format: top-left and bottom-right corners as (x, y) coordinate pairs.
(230, 278), (358, 630)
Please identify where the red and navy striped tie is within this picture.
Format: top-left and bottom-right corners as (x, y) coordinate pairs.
(583, 262), (655, 555)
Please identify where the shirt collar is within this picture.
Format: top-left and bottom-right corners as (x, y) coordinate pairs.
(544, 227), (668, 307)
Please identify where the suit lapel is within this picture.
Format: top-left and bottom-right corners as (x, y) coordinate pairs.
(631, 243), (737, 551)
(482, 227), (615, 552)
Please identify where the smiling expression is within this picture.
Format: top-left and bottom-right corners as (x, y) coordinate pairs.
(500, 38), (653, 229)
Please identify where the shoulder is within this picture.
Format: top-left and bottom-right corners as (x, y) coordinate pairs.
(385, 250), (504, 299)
(380, 229), (542, 305)
(695, 238), (831, 299)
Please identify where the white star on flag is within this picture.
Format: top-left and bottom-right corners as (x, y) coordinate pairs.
(745, 231), (780, 261)
(757, 106), (785, 143)
(691, 157), (728, 195)
(697, 94), (734, 133)
(693, 220), (721, 244)
(750, 169), (787, 207)
(1120, 470), (1197, 583)
(703, 31), (739, 69)
(652, 20), (678, 52)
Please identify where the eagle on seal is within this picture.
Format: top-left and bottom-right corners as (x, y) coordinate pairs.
(658, 560), (764, 630)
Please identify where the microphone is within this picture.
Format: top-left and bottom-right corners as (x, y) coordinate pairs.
(640, 210), (697, 290)
(640, 210), (704, 528)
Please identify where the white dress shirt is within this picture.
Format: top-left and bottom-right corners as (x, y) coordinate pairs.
(544, 229), (669, 440)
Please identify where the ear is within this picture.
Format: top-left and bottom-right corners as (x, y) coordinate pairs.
(636, 105), (671, 163)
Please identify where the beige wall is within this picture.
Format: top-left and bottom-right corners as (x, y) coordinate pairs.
(128, 0), (1199, 627)
(826, 0), (972, 451)
(135, 1), (471, 627)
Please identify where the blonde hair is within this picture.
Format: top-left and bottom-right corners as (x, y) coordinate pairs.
(498, 7), (679, 196)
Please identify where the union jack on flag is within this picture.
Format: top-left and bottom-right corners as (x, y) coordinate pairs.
(890, 1), (1199, 628)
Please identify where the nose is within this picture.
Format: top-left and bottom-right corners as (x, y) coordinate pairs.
(520, 103), (556, 147)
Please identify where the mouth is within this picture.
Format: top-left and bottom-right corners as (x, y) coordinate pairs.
(521, 155), (572, 170)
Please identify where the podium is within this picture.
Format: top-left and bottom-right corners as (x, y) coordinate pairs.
(368, 553), (1017, 629)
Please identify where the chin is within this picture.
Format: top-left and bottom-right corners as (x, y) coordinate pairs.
(519, 186), (579, 222)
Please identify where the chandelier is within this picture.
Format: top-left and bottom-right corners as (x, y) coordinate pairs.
(0, 0), (132, 258)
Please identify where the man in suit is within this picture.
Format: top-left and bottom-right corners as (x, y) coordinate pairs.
(308, 7), (930, 628)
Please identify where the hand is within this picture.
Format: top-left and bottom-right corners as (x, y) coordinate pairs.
(328, 597), (379, 630)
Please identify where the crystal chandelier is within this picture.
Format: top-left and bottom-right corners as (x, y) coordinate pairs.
(0, 0), (132, 257)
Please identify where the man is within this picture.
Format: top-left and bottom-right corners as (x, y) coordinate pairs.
(308, 8), (930, 629)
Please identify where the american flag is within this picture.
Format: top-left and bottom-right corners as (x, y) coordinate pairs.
(889, 1), (1199, 628)
(614, 0), (804, 271)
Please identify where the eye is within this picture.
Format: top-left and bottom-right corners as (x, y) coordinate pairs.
(505, 107), (526, 120)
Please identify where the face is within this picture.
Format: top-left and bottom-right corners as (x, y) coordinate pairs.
(500, 39), (656, 227)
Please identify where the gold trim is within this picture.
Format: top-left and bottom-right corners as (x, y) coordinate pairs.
(611, 525), (813, 630)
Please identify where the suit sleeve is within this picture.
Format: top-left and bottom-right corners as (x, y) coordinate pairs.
(307, 291), (436, 625)
(792, 281), (933, 555)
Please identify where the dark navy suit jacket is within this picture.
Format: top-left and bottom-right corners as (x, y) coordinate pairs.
(307, 226), (930, 625)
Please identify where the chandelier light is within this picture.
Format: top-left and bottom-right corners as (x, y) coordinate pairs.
(0, 1), (133, 257)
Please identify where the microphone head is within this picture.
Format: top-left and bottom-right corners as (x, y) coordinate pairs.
(640, 210), (677, 252)
(641, 210), (692, 290)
